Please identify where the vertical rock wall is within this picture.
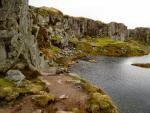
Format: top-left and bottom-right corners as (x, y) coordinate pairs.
(0, 0), (46, 73)
(109, 22), (128, 41)
(128, 28), (150, 43)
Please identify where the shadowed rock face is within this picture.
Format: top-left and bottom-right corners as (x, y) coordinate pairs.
(0, 0), (47, 73)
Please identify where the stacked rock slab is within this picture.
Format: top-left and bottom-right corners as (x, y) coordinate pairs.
(109, 22), (128, 41)
(0, 0), (46, 73)
(128, 28), (150, 43)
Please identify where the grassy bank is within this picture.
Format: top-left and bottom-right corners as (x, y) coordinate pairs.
(71, 37), (150, 58)
(132, 63), (150, 68)
(43, 36), (150, 67)
(0, 73), (119, 113)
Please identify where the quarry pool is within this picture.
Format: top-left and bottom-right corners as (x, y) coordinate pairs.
(71, 54), (150, 113)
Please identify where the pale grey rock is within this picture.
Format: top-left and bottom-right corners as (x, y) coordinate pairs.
(109, 22), (127, 41)
(0, 0), (48, 73)
(6, 70), (25, 84)
(37, 15), (49, 26)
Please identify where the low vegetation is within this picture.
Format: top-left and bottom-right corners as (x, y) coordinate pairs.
(70, 74), (119, 113)
(0, 76), (48, 103)
(72, 37), (150, 58)
(30, 6), (63, 16)
(132, 63), (150, 68)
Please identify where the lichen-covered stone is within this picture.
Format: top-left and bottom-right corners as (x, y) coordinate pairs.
(0, 0), (48, 73)
(6, 70), (25, 84)
(109, 22), (127, 41)
(128, 27), (150, 43)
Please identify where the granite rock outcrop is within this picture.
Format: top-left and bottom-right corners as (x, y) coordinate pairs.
(0, 0), (47, 73)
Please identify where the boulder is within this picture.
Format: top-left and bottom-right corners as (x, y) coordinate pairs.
(6, 70), (25, 85)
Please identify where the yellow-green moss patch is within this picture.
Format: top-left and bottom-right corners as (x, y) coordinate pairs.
(0, 77), (47, 102)
(32, 92), (55, 107)
(86, 93), (119, 113)
(30, 6), (63, 16)
(68, 74), (119, 113)
(71, 37), (149, 57)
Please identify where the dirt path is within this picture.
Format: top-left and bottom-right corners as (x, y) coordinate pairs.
(44, 74), (88, 112)
(0, 74), (88, 113)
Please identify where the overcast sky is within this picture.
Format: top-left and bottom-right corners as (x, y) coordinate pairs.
(29, 0), (150, 29)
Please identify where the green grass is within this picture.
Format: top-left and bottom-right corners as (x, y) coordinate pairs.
(72, 37), (149, 57)
(0, 77), (48, 102)
(51, 45), (60, 53)
(51, 35), (62, 41)
(69, 75), (119, 113)
(0, 78), (15, 87)
(86, 93), (119, 113)
(30, 6), (63, 16)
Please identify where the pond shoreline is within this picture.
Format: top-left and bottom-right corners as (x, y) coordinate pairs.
(71, 54), (150, 113)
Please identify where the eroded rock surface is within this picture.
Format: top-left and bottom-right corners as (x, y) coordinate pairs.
(0, 0), (47, 73)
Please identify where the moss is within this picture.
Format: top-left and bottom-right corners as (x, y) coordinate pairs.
(69, 74), (119, 113)
(70, 75), (105, 94)
(86, 93), (119, 113)
(69, 37), (79, 44)
(0, 87), (19, 101)
(32, 92), (55, 107)
(72, 108), (81, 113)
(51, 35), (62, 41)
(132, 63), (150, 68)
(73, 37), (149, 57)
(31, 6), (63, 16)
(40, 46), (60, 61)
(0, 78), (15, 87)
(0, 77), (47, 102)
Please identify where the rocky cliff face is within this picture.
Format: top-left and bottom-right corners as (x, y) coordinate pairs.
(0, 2), (149, 72)
(30, 6), (150, 46)
(29, 6), (132, 49)
(29, 6), (110, 48)
(0, 0), (47, 73)
(109, 22), (127, 41)
(128, 28), (150, 43)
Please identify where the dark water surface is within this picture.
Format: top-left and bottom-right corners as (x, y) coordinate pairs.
(71, 55), (150, 113)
